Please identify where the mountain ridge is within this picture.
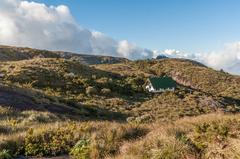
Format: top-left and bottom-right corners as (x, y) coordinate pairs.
(0, 45), (129, 64)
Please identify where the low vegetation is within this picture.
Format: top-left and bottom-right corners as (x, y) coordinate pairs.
(115, 114), (240, 159)
(1, 110), (240, 159)
(0, 46), (240, 158)
(0, 45), (128, 64)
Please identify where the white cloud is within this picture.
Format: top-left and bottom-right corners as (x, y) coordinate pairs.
(201, 42), (240, 74)
(0, 0), (152, 59)
(155, 42), (240, 75)
(118, 40), (136, 58)
(117, 40), (153, 59)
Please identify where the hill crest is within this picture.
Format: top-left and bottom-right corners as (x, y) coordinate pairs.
(0, 45), (129, 64)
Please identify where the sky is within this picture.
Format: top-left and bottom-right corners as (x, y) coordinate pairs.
(0, 0), (240, 74)
(35, 0), (240, 53)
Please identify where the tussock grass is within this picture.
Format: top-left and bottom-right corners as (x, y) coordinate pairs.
(1, 111), (240, 159)
(114, 113), (240, 159)
(0, 49), (240, 158)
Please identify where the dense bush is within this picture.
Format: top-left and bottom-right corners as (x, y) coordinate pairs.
(0, 139), (23, 158)
(24, 125), (79, 157)
(70, 139), (91, 159)
(192, 121), (230, 152)
(0, 150), (11, 159)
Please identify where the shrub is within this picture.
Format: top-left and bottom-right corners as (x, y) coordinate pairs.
(194, 121), (229, 141)
(152, 142), (185, 159)
(89, 125), (148, 158)
(120, 126), (148, 140)
(192, 121), (230, 152)
(0, 150), (11, 159)
(0, 140), (23, 157)
(24, 126), (79, 157)
(70, 139), (91, 159)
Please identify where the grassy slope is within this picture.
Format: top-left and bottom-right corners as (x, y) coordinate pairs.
(1, 58), (238, 122)
(95, 59), (240, 121)
(1, 109), (240, 159)
(0, 58), (150, 120)
(114, 113), (240, 159)
(0, 48), (240, 158)
(0, 45), (129, 64)
(96, 58), (240, 100)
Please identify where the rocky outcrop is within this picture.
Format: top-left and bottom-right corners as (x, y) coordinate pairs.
(170, 71), (199, 89)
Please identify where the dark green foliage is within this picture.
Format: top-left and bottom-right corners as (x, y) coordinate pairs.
(0, 150), (12, 159)
(70, 139), (91, 159)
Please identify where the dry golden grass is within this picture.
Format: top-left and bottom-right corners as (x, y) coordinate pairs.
(94, 62), (150, 77)
(113, 113), (240, 159)
(1, 109), (240, 159)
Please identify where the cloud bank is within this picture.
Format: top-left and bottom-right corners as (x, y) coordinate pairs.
(0, 0), (239, 75)
(0, 0), (153, 59)
(155, 42), (240, 75)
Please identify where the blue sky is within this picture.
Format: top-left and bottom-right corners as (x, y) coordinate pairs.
(35, 0), (240, 53)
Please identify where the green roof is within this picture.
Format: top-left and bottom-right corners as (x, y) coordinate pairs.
(149, 76), (176, 90)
